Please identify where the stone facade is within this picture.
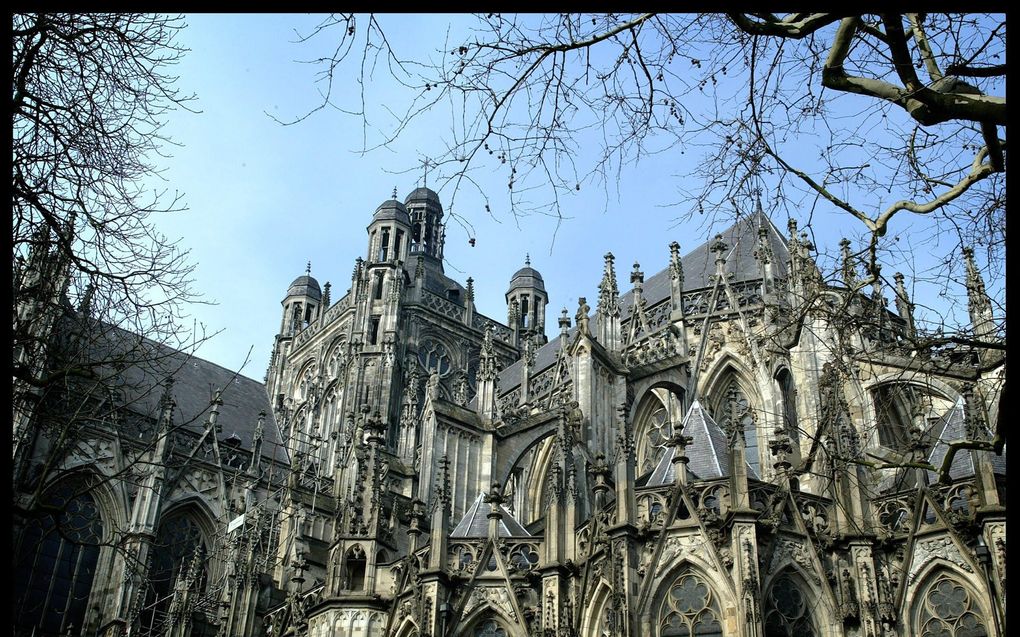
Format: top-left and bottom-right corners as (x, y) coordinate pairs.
(13, 188), (1005, 637)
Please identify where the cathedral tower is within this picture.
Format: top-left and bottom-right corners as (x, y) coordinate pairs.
(506, 255), (548, 346)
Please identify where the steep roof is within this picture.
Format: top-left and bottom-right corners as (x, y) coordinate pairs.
(926, 397), (1006, 482)
(646, 399), (759, 485)
(451, 492), (531, 537)
(83, 320), (289, 466)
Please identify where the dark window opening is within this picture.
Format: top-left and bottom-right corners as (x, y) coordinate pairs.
(369, 317), (381, 345)
(395, 230), (404, 260)
(373, 272), (385, 300)
(15, 484), (103, 636)
(379, 228), (390, 262)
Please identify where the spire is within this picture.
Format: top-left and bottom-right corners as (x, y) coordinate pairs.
(598, 252), (619, 309)
(475, 325), (500, 423)
(525, 253), (530, 267)
(478, 325), (498, 381)
(962, 246), (994, 339)
(596, 252), (622, 350)
(669, 241), (686, 322)
(466, 277), (475, 302)
(322, 281), (331, 309)
(893, 272), (915, 338)
(305, 261), (311, 276)
(840, 239), (857, 289)
(159, 376), (176, 430)
(207, 389), (223, 434)
(250, 410), (265, 475)
(392, 185), (398, 199)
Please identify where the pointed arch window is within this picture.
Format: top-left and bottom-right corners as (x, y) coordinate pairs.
(635, 387), (683, 477)
(473, 618), (508, 637)
(15, 483), (104, 636)
(714, 379), (760, 477)
(764, 572), (818, 637)
(915, 573), (988, 637)
(139, 513), (207, 634)
(658, 571), (723, 636)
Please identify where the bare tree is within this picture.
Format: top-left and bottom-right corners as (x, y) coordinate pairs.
(12, 12), (203, 479)
(286, 13), (1005, 482)
(288, 13), (1003, 277)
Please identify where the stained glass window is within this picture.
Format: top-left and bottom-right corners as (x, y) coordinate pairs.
(764, 573), (817, 637)
(916, 574), (988, 637)
(15, 484), (103, 636)
(659, 572), (723, 637)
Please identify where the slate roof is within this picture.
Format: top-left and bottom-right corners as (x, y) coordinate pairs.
(86, 321), (289, 466)
(371, 198), (411, 225)
(646, 399), (759, 485)
(287, 274), (322, 301)
(496, 210), (788, 392)
(404, 187), (443, 207)
(926, 397), (1006, 482)
(451, 492), (531, 538)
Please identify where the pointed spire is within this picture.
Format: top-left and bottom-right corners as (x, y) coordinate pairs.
(250, 410), (265, 475)
(207, 389), (223, 434)
(525, 253), (531, 267)
(893, 272), (915, 337)
(159, 376), (176, 429)
(466, 277), (475, 302)
(322, 281), (331, 309)
(962, 246), (994, 338)
(305, 261), (312, 276)
(596, 253), (622, 349)
(437, 455), (451, 505)
(598, 252), (619, 309)
(392, 185), (398, 200)
(840, 239), (857, 289)
(478, 325), (498, 381)
(754, 223), (773, 266)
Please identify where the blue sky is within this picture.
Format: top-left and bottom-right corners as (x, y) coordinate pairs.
(145, 14), (1000, 379)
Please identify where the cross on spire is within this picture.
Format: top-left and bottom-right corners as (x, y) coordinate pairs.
(420, 157), (435, 188)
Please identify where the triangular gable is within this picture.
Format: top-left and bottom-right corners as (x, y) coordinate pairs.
(451, 493), (531, 538)
(646, 399), (759, 486)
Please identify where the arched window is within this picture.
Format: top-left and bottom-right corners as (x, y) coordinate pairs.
(635, 387), (683, 477)
(139, 513), (207, 634)
(914, 572), (989, 637)
(764, 572), (818, 637)
(343, 545), (367, 591)
(714, 379), (759, 477)
(658, 571), (723, 636)
(775, 368), (800, 444)
(473, 618), (508, 637)
(15, 483), (104, 636)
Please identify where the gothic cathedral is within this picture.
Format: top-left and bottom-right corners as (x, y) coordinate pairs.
(13, 187), (1005, 637)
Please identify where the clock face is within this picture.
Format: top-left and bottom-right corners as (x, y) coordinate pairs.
(418, 339), (452, 377)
